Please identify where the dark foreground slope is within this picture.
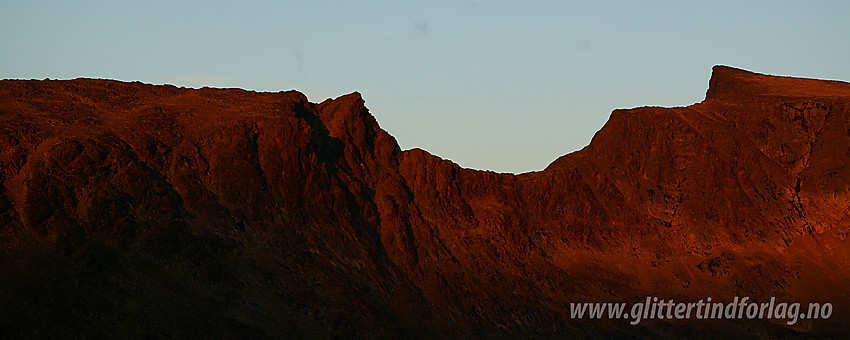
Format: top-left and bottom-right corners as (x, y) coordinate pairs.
(1, 66), (849, 338)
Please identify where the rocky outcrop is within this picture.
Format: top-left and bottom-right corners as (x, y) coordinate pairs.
(1, 66), (849, 338)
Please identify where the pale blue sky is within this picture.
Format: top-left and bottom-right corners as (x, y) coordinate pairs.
(2, 1), (849, 173)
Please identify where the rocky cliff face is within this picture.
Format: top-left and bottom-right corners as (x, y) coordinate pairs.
(1, 66), (849, 338)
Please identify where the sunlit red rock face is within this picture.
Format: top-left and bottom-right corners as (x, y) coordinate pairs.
(1, 66), (849, 338)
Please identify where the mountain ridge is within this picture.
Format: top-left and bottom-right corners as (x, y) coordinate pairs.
(1, 66), (850, 338)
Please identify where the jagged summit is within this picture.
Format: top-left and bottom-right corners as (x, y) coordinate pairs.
(706, 65), (850, 100)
